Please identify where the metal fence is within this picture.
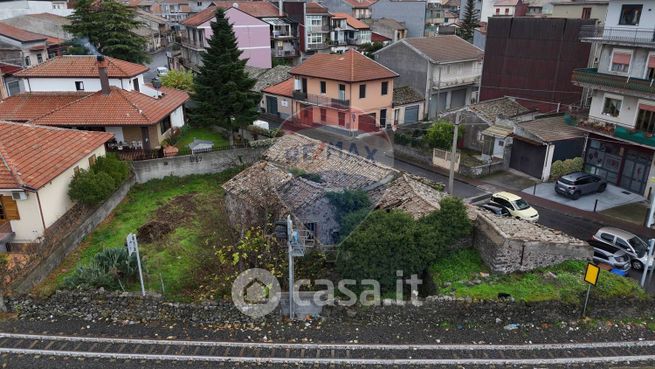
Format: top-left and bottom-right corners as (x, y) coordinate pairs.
(112, 143), (249, 161)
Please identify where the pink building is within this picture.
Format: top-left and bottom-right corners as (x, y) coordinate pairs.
(180, 5), (272, 70)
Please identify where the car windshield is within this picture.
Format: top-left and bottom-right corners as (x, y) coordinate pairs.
(629, 237), (648, 258)
(513, 199), (531, 210)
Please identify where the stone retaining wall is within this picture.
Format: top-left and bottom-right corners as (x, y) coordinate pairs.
(131, 147), (265, 183)
(473, 212), (592, 274)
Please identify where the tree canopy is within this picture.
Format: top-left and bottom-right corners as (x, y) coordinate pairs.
(459, 0), (480, 43)
(190, 8), (260, 132)
(161, 69), (194, 92)
(65, 0), (150, 64)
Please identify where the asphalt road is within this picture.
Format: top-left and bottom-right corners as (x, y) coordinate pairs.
(393, 159), (486, 199)
(144, 49), (169, 83)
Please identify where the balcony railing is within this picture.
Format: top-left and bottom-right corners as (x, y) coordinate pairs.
(306, 42), (329, 50)
(576, 118), (655, 148)
(180, 36), (206, 50)
(580, 25), (655, 46)
(292, 90), (350, 109)
(272, 49), (298, 58)
(272, 29), (294, 38)
(571, 68), (655, 97)
(306, 24), (330, 33)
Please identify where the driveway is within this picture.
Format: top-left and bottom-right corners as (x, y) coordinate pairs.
(522, 182), (646, 212)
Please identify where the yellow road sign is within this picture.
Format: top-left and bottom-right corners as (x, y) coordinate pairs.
(584, 263), (600, 286)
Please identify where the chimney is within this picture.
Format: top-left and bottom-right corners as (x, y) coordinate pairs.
(278, 0), (283, 16)
(96, 55), (111, 95)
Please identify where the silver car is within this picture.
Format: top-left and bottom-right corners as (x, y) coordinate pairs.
(592, 227), (653, 271)
(555, 172), (606, 200)
(588, 239), (631, 272)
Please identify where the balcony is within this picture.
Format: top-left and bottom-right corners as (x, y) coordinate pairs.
(579, 25), (655, 47)
(571, 68), (655, 99)
(272, 29), (294, 39)
(306, 42), (330, 50)
(179, 36), (206, 51)
(307, 24), (330, 33)
(272, 49), (299, 58)
(292, 90), (350, 109)
(576, 118), (655, 148)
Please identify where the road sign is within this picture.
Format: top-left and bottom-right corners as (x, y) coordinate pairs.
(126, 233), (146, 297)
(584, 263), (600, 286)
(126, 234), (136, 256)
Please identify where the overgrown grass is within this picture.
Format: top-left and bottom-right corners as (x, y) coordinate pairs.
(35, 170), (241, 299)
(432, 249), (648, 304)
(175, 127), (229, 149)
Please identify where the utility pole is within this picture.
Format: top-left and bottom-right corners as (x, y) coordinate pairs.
(448, 111), (461, 195)
(641, 189), (655, 287)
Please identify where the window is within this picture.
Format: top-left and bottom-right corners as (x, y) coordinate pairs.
(320, 81), (326, 94)
(495, 8), (500, 14)
(619, 4), (642, 26)
(308, 33), (324, 44)
(0, 196), (19, 220)
(320, 108), (327, 122)
(308, 16), (322, 26)
(338, 112), (345, 126)
(602, 97), (622, 117)
(359, 84), (366, 99)
(160, 116), (172, 134)
(133, 78), (140, 92)
(600, 233), (614, 243)
(37, 53), (43, 64)
(636, 104), (655, 134)
(610, 50), (631, 73)
(381, 81), (388, 95)
(75, 81), (84, 91)
(581, 7), (591, 19)
(338, 84), (346, 100)
(646, 54), (655, 80)
(197, 1), (202, 5)
(88, 154), (96, 166)
(24, 56), (30, 66)
(504, 7), (509, 14)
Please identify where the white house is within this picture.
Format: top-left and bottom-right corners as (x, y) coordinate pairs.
(0, 121), (112, 249)
(0, 55), (189, 151)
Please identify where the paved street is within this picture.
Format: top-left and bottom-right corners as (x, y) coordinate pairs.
(143, 49), (169, 82)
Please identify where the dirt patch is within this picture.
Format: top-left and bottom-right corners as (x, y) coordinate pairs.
(137, 194), (198, 243)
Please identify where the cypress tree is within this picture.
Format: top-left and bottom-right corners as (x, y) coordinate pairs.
(459, 0), (480, 43)
(190, 8), (260, 137)
(65, 0), (150, 64)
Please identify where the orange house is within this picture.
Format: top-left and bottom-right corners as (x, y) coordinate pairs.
(289, 49), (397, 132)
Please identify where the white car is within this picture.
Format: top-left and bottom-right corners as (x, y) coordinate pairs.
(156, 66), (169, 76)
(592, 227), (653, 271)
(489, 192), (539, 222)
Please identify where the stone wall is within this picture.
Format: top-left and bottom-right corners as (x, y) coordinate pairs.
(392, 144), (435, 169)
(131, 147), (265, 183)
(11, 176), (137, 293)
(473, 213), (592, 274)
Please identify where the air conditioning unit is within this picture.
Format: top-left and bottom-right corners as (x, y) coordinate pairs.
(12, 191), (27, 201)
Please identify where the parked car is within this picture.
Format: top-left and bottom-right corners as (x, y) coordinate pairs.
(489, 192), (539, 222)
(588, 239), (631, 272)
(478, 203), (510, 217)
(592, 227), (653, 270)
(555, 172), (606, 200)
(156, 66), (169, 76)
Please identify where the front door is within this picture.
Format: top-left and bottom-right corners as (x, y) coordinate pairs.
(301, 104), (313, 125)
(140, 126), (151, 151)
(380, 109), (387, 128)
(266, 96), (278, 115)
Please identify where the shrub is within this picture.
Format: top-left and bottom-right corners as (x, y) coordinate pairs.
(160, 69), (194, 92)
(394, 133), (411, 146)
(68, 155), (130, 205)
(423, 121), (464, 150)
(326, 190), (371, 219)
(550, 157), (583, 180)
(68, 170), (117, 205)
(64, 247), (138, 290)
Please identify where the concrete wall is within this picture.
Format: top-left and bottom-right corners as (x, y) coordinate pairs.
(131, 147), (265, 183)
(371, 0), (426, 37)
(0, 190), (43, 243)
(12, 176), (137, 293)
(473, 213), (592, 274)
(550, 3), (608, 26)
(588, 89), (646, 129)
(606, 0), (655, 29)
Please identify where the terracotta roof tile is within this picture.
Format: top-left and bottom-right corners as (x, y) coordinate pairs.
(290, 49), (397, 82)
(371, 32), (391, 42)
(182, 1), (282, 26)
(0, 62), (22, 75)
(0, 121), (112, 190)
(0, 92), (91, 122)
(31, 86), (189, 127)
(403, 36), (484, 63)
(15, 55), (149, 78)
(262, 78), (294, 97)
(331, 12), (369, 29)
(0, 22), (48, 43)
(305, 2), (329, 13)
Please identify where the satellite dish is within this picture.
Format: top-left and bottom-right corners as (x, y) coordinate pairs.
(233, 2), (238, 7)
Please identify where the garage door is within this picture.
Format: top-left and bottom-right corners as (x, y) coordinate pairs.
(509, 138), (546, 179)
(450, 89), (467, 109)
(404, 105), (419, 124)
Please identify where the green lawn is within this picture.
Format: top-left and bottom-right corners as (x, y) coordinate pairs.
(36, 170), (241, 300)
(175, 127), (229, 150)
(431, 249), (648, 304)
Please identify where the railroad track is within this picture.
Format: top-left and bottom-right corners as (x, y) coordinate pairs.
(1, 332), (655, 366)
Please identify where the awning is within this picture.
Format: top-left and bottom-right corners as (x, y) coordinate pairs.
(481, 125), (513, 138)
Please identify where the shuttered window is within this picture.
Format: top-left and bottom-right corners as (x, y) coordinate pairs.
(0, 195), (20, 220)
(611, 51), (631, 73)
(647, 55), (655, 80)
